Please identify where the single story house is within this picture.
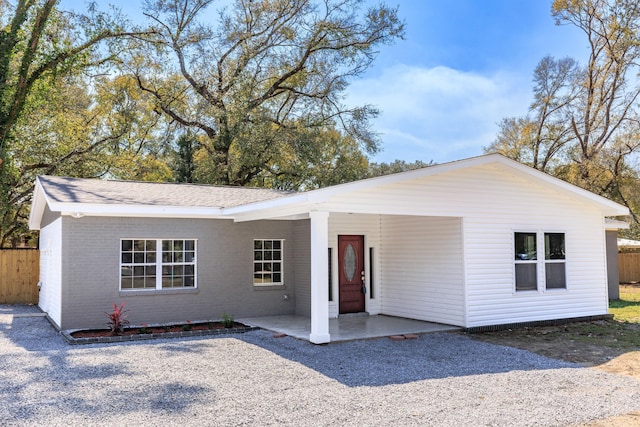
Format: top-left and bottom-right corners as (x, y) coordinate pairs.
(29, 154), (629, 343)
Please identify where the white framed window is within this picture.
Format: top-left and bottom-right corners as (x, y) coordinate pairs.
(544, 233), (566, 289)
(121, 239), (197, 290)
(514, 232), (566, 292)
(514, 232), (538, 291)
(253, 239), (283, 286)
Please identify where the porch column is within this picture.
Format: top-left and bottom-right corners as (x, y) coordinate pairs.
(309, 210), (330, 344)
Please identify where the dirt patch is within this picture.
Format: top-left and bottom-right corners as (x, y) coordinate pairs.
(468, 320), (640, 370)
(468, 318), (640, 427)
(576, 411), (640, 427)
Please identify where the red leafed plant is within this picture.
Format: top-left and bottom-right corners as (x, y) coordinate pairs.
(106, 302), (130, 336)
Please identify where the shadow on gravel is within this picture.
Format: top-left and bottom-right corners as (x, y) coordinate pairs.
(0, 305), (578, 392)
(0, 305), (211, 423)
(238, 330), (579, 387)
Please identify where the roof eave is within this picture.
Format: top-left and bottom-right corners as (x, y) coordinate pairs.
(56, 203), (225, 218)
(44, 202), (224, 220)
(606, 218), (630, 230)
(226, 154), (630, 220)
(28, 177), (47, 230)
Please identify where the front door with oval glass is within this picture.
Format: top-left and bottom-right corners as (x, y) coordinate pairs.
(338, 235), (365, 314)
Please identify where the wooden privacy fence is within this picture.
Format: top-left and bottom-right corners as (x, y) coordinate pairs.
(618, 252), (640, 284)
(0, 249), (39, 304)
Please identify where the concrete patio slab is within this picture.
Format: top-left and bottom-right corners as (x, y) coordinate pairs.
(239, 314), (460, 342)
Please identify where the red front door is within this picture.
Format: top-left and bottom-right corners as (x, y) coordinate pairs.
(338, 235), (365, 314)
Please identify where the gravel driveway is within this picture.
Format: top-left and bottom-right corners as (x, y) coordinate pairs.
(2, 305), (640, 427)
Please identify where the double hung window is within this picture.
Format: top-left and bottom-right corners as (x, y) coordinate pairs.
(544, 233), (566, 289)
(514, 232), (565, 291)
(121, 239), (196, 290)
(514, 232), (538, 291)
(253, 239), (283, 286)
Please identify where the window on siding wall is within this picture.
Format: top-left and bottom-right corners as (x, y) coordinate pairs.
(121, 239), (196, 290)
(253, 239), (283, 286)
(514, 232), (567, 291)
(514, 232), (538, 291)
(544, 233), (566, 289)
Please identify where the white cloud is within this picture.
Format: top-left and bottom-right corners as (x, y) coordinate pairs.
(346, 65), (532, 163)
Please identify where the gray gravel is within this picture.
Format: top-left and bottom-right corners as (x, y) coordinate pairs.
(1, 305), (640, 426)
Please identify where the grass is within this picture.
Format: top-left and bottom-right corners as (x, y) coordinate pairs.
(563, 320), (640, 350)
(609, 285), (640, 323)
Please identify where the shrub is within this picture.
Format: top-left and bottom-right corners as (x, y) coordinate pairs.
(221, 312), (234, 328)
(106, 302), (130, 336)
(182, 320), (192, 331)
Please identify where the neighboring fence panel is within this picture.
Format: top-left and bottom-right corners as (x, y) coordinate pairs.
(618, 252), (640, 284)
(0, 249), (39, 304)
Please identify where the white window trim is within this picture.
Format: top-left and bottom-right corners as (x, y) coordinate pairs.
(514, 231), (539, 292)
(120, 238), (198, 291)
(253, 239), (284, 287)
(513, 230), (567, 293)
(542, 232), (567, 291)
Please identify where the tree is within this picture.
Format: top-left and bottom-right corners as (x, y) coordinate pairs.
(552, 0), (640, 184)
(487, 0), (640, 231)
(0, 1), (153, 246)
(173, 132), (199, 183)
(1, 70), (173, 247)
(367, 159), (434, 177)
(486, 56), (580, 173)
(131, 0), (404, 187)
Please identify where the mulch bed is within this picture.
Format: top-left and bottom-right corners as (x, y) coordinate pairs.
(71, 321), (246, 338)
(63, 321), (256, 345)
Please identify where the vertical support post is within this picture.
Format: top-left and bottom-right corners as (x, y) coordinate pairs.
(309, 210), (330, 344)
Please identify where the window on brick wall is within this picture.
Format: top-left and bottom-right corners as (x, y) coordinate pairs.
(253, 239), (283, 286)
(120, 239), (197, 290)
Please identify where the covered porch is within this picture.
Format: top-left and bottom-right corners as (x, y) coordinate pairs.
(240, 314), (460, 342)
(228, 178), (468, 344)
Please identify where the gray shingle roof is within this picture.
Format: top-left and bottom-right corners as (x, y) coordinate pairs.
(38, 175), (292, 208)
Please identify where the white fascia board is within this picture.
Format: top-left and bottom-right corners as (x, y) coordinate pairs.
(223, 192), (320, 217)
(606, 218), (630, 230)
(54, 203), (224, 219)
(230, 202), (316, 222)
(28, 178), (48, 230)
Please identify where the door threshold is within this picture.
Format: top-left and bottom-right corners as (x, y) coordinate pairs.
(338, 312), (369, 318)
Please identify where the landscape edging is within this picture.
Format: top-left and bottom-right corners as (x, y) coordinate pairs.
(61, 325), (258, 345)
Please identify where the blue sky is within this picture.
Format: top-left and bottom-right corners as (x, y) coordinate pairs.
(63, 0), (588, 164)
(348, 1), (587, 164)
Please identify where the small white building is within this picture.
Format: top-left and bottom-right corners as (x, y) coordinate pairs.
(29, 154), (628, 343)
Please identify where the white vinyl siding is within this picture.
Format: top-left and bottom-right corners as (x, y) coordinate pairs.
(38, 217), (63, 327)
(455, 169), (607, 327)
(379, 216), (464, 326)
(323, 163), (609, 328)
(328, 213), (381, 318)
